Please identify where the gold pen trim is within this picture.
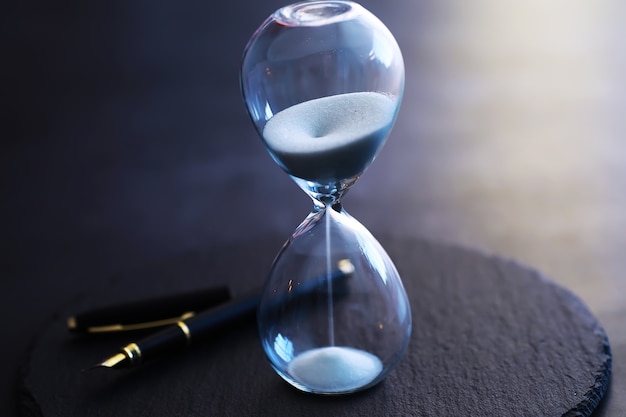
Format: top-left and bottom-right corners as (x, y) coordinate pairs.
(67, 316), (77, 330)
(338, 259), (355, 276)
(122, 343), (142, 365)
(177, 321), (192, 346)
(84, 311), (196, 333)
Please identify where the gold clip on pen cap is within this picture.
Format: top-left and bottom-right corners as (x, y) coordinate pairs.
(75, 311), (197, 333)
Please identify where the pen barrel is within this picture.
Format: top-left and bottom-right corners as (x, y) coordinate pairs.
(136, 325), (191, 363)
(136, 292), (260, 363)
(186, 292), (260, 341)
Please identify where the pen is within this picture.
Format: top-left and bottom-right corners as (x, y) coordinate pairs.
(68, 286), (231, 333)
(89, 259), (355, 370)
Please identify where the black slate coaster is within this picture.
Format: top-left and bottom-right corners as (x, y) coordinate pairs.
(18, 238), (611, 417)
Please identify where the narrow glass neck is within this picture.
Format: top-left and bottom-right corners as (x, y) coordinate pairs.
(313, 199), (343, 213)
(291, 175), (359, 207)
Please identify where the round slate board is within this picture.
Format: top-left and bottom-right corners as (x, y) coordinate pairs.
(18, 238), (611, 417)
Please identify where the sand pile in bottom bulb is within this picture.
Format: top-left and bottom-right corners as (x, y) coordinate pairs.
(288, 346), (382, 393)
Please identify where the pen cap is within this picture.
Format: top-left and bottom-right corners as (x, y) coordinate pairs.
(68, 286), (231, 333)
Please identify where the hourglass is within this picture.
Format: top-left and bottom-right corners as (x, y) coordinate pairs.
(241, 1), (411, 394)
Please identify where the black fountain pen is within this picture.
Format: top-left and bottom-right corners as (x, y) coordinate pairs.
(89, 259), (354, 370)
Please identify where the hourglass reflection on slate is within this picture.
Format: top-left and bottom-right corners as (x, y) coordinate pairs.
(241, 1), (411, 394)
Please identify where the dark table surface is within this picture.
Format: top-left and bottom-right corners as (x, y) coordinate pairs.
(2, 0), (625, 416)
(19, 238), (613, 416)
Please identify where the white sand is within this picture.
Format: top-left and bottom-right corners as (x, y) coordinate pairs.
(262, 92), (396, 181)
(288, 346), (383, 393)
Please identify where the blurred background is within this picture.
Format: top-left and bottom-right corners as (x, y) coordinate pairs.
(2, 0), (625, 415)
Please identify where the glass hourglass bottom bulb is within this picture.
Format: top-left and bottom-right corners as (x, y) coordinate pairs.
(258, 206), (411, 395)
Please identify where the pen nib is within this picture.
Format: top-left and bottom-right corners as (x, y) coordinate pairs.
(83, 352), (128, 372)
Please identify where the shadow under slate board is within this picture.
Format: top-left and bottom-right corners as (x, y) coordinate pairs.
(19, 237), (611, 417)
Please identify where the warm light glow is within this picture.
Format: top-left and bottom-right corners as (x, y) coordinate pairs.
(359, 0), (626, 309)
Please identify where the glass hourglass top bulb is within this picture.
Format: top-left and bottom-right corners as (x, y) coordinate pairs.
(241, 0), (405, 191)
